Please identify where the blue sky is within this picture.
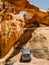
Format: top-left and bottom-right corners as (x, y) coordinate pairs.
(19, 0), (49, 17)
(29, 0), (49, 10)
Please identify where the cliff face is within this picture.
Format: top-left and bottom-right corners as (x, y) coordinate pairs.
(0, 0), (49, 59)
(1, 0), (49, 25)
(0, 1), (25, 58)
(0, 13), (24, 58)
(3, 0), (49, 25)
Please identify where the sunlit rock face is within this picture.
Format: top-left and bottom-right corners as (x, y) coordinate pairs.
(2, 0), (49, 25)
(0, 12), (25, 58)
(0, 1), (25, 58)
(24, 13), (40, 25)
(24, 12), (49, 26)
(0, 0), (49, 60)
(23, 27), (49, 60)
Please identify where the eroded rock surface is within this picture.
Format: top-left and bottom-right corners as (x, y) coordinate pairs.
(3, 0), (49, 25)
(0, 0), (25, 58)
(23, 27), (49, 60)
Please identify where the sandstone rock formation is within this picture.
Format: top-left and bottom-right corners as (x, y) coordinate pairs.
(23, 27), (49, 60)
(8, 26), (49, 64)
(24, 13), (40, 25)
(24, 12), (49, 27)
(0, 11), (25, 58)
(0, 0), (49, 59)
(3, 0), (49, 25)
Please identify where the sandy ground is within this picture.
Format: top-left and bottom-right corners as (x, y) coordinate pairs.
(10, 52), (49, 65)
